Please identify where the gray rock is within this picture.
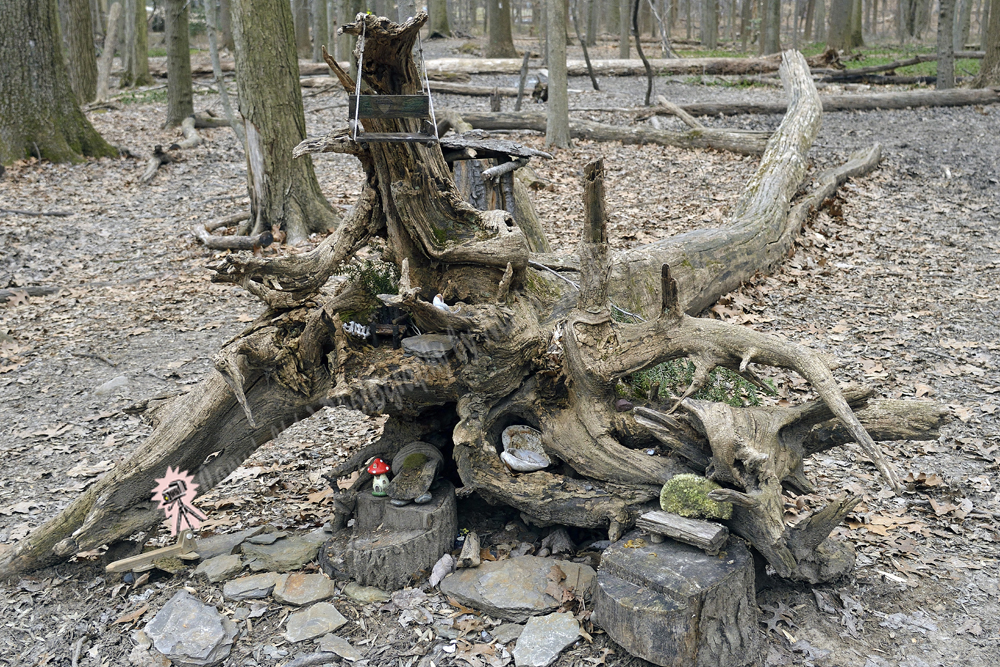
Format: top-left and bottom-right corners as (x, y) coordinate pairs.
(195, 554), (243, 583)
(342, 581), (391, 604)
(439, 556), (596, 622)
(144, 591), (238, 667)
(272, 572), (337, 606)
(95, 375), (128, 395)
(512, 612), (579, 667)
(196, 527), (267, 561)
(317, 634), (364, 661)
(492, 623), (525, 644)
(247, 531), (287, 545)
(285, 602), (348, 643)
(242, 529), (327, 572)
(401, 334), (457, 359)
(223, 572), (284, 600)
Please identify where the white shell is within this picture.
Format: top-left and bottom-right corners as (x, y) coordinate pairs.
(500, 425), (550, 472)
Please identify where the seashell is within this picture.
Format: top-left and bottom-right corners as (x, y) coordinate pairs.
(500, 425), (550, 472)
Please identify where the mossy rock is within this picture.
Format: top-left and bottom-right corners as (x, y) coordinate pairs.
(660, 474), (732, 520)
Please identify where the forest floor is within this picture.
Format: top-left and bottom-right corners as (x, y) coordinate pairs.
(1, 38), (999, 667)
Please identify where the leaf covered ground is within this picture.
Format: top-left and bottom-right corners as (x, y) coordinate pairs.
(1, 39), (999, 667)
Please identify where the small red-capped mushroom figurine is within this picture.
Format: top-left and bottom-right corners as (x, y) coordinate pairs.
(367, 458), (391, 497)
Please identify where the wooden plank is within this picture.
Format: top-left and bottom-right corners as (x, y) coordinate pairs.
(636, 510), (729, 556)
(349, 95), (430, 120)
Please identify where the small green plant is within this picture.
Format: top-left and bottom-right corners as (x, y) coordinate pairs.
(337, 242), (400, 322)
(619, 359), (772, 408)
(119, 87), (169, 105)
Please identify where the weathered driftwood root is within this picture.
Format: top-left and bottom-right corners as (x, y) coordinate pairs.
(0, 43), (940, 583)
(140, 116), (203, 184)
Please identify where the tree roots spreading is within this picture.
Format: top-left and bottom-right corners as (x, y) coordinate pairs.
(0, 35), (949, 584)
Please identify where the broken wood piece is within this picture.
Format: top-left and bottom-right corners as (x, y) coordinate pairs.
(192, 222), (272, 251)
(481, 156), (529, 181)
(636, 511), (729, 555)
(140, 145), (175, 184)
(457, 530), (481, 568)
(172, 116), (203, 150)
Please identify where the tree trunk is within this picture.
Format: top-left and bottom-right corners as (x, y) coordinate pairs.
(164, 0), (194, 127)
(95, 2), (122, 102)
(487, 0), (519, 56)
(804, 0), (816, 39)
(762, 0), (782, 52)
(702, 0), (719, 48)
(429, 0), (453, 36)
(547, 0), (571, 147)
(219, 0), (236, 51)
(827, 0), (852, 48)
(231, 0), (339, 244)
(0, 0), (117, 164)
(313, 0), (328, 61)
(122, 0), (153, 86)
(0, 27), (942, 588)
(973, 0), (1000, 85)
(620, 0), (631, 55)
(849, 0), (864, 46)
(741, 0), (753, 49)
(61, 0), (99, 104)
(938, 0), (956, 88)
(293, 0), (312, 56)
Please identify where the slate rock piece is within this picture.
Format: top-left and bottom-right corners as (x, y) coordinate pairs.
(512, 612), (579, 667)
(223, 572), (283, 600)
(317, 634), (364, 661)
(144, 590), (238, 667)
(342, 582), (391, 604)
(492, 623), (525, 644)
(272, 572), (337, 606)
(401, 334), (457, 359)
(196, 527), (267, 561)
(593, 530), (760, 667)
(195, 554), (243, 583)
(242, 529), (328, 572)
(439, 555), (596, 622)
(247, 531), (287, 545)
(285, 602), (348, 643)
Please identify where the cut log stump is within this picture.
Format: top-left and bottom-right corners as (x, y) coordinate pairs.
(332, 480), (457, 590)
(593, 530), (760, 667)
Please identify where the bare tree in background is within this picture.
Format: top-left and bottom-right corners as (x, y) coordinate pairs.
(937, 0), (956, 88)
(164, 0), (194, 127)
(546, 0), (570, 147)
(60, 0), (98, 103)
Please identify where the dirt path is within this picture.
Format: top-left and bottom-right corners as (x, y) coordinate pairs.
(0, 61), (997, 666)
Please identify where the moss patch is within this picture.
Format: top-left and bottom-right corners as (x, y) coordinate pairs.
(660, 474), (732, 520)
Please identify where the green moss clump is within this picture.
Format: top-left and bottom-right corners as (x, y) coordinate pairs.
(401, 452), (429, 470)
(660, 474), (732, 520)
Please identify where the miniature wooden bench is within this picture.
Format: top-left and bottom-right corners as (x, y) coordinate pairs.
(636, 510), (729, 556)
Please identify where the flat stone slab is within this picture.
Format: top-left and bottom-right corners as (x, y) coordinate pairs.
(273, 572), (338, 606)
(593, 531), (760, 667)
(223, 572), (283, 600)
(401, 334), (458, 360)
(512, 612), (579, 667)
(195, 554), (243, 583)
(342, 582), (391, 604)
(493, 623), (525, 644)
(145, 590), (238, 667)
(242, 529), (328, 572)
(196, 527), (267, 561)
(285, 602), (348, 643)
(439, 556), (595, 622)
(317, 634), (364, 661)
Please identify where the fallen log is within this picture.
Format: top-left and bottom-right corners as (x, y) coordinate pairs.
(823, 51), (985, 80)
(300, 77), (521, 97)
(640, 87), (1000, 117)
(422, 50), (842, 77)
(148, 56), (469, 82)
(454, 111), (770, 155)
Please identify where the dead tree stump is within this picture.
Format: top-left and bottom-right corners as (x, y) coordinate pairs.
(593, 531), (760, 667)
(337, 480), (457, 590)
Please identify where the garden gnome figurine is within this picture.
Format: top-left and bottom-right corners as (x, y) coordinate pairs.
(367, 458), (391, 497)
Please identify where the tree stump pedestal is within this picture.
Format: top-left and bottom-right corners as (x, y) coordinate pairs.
(593, 530), (760, 667)
(324, 480), (457, 590)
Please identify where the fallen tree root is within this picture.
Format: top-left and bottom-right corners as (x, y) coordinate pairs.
(141, 116), (203, 184)
(193, 213), (274, 251)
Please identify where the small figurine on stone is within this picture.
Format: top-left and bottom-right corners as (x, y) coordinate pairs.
(367, 458), (391, 497)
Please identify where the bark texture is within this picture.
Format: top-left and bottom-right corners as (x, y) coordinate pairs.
(232, 0), (339, 244)
(0, 0), (117, 164)
(428, 0), (451, 37)
(486, 0), (518, 57)
(61, 0), (98, 104)
(974, 0), (1000, 87)
(122, 0), (153, 87)
(164, 0), (194, 127)
(546, 0), (571, 147)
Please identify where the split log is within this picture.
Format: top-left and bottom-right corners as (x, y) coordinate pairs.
(455, 111), (770, 155)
